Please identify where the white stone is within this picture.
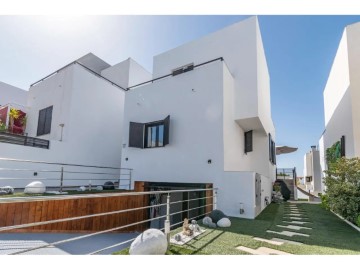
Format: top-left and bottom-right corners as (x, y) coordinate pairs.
(202, 216), (213, 226)
(0, 186), (14, 194)
(96, 186), (103, 191)
(253, 237), (283, 246)
(129, 229), (167, 255)
(24, 181), (46, 194)
(217, 217), (231, 227)
(277, 225), (312, 230)
(78, 186), (86, 191)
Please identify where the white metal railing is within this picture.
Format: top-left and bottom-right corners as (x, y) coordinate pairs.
(0, 157), (132, 191)
(0, 188), (217, 255)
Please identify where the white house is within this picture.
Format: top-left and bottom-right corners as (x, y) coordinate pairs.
(318, 21), (360, 184)
(121, 16), (276, 219)
(0, 81), (28, 107)
(303, 146), (322, 194)
(0, 53), (150, 189)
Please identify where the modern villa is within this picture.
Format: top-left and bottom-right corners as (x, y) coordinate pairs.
(318, 21), (360, 187)
(122, 16), (276, 219)
(0, 16), (275, 219)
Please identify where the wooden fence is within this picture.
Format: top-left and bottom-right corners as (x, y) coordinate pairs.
(0, 181), (149, 233)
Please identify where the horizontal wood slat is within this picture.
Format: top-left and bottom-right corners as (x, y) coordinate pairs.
(0, 182), (149, 233)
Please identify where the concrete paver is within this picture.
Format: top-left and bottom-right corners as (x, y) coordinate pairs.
(266, 230), (310, 237)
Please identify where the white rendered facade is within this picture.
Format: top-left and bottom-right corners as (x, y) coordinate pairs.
(122, 17), (276, 219)
(303, 146), (322, 194)
(0, 53), (143, 188)
(319, 21), (360, 180)
(0, 81), (28, 107)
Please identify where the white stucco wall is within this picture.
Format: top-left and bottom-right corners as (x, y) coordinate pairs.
(347, 22), (360, 157)
(1, 63), (126, 188)
(0, 81), (28, 107)
(322, 89), (354, 158)
(323, 30), (350, 127)
(152, 17), (273, 136)
(122, 61), (224, 185)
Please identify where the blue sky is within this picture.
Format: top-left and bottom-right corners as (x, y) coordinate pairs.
(1, 15), (360, 173)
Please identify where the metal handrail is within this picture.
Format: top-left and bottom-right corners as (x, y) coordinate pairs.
(127, 57), (223, 90)
(3, 188), (216, 255)
(0, 157), (125, 170)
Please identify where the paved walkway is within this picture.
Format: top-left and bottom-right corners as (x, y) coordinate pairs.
(0, 232), (137, 255)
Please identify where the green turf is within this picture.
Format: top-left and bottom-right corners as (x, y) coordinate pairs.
(115, 203), (360, 255)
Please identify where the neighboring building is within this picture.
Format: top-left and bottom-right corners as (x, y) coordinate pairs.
(319, 21), (360, 184)
(0, 53), (150, 188)
(122, 16), (276, 219)
(0, 81), (28, 106)
(303, 146), (322, 194)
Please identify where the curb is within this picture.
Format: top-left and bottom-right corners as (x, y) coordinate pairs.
(331, 210), (360, 233)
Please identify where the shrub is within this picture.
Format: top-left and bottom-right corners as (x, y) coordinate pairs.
(319, 193), (329, 210)
(357, 215), (360, 228)
(275, 180), (291, 201)
(323, 157), (360, 224)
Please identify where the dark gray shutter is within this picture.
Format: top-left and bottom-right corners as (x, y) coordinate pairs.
(37, 109), (46, 136)
(341, 135), (345, 157)
(44, 106), (53, 135)
(163, 115), (170, 146)
(244, 130), (253, 153)
(269, 134), (272, 162)
(129, 122), (144, 148)
(272, 141), (276, 165)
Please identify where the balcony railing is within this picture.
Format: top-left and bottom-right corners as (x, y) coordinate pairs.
(0, 132), (50, 149)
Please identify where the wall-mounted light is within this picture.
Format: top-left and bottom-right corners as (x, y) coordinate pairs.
(122, 143), (126, 148)
(208, 159), (212, 164)
(239, 203), (244, 214)
(125, 157), (128, 161)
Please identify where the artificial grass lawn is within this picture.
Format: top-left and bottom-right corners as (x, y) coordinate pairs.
(115, 203), (360, 255)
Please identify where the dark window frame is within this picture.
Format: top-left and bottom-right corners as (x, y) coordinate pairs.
(128, 115), (170, 149)
(269, 133), (276, 165)
(144, 120), (165, 148)
(244, 130), (253, 154)
(37, 106), (53, 136)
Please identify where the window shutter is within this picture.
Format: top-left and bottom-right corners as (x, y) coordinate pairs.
(340, 135), (345, 157)
(44, 106), (53, 135)
(37, 109), (46, 136)
(163, 115), (170, 146)
(129, 122), (144, 148)
(244, 130), (253, 153)
(269, 134), (272, 162)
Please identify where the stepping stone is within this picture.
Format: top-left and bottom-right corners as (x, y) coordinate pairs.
(253, 237), (283, 246)
(236, 246), (291, 255)
(277, 225), (312, 231)
(287, 216), (307, 220)
(284, 213), (302, 216)
(283, 221), (311, 225)
(267, 230), (310, 237)
(271, 238), (303, 246)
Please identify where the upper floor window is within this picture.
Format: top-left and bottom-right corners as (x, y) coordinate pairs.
(269, 133), (276, 165)
(129, 115), (170, 149)
(244, 130), (253, 154)
(37, 106), (53, 136)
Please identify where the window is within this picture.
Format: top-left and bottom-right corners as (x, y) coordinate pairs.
(145, 123), (164, 148)
(172, 63), (194, 76)
(37, 106), (53, 136)
(244, 130), (253, 154)
(340, 135), (345, 157)
(269, 133), (276, 165)
(129, 115), (170, 149)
